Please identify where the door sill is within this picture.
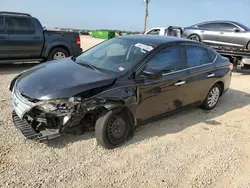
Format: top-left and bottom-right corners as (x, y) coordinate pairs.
(137, 101), (201, 126)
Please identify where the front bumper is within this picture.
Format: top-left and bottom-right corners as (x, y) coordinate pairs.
(11, 86), (61, 141)
(12, 111), (60, 141)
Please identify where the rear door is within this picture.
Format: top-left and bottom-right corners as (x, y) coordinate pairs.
(0, 15), (10, 59)
(135, 45), (188, 121)
(6, 16), (44, 59)
(182, 44), (217, 105)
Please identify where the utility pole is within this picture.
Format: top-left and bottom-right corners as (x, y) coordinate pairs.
(144, 0), (149, 33)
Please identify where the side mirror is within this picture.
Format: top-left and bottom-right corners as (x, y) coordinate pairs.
(141, 70), (163, 80)
(233, 28), (240, 32)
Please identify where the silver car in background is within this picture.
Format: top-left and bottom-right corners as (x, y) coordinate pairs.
(182, 20), (250, 50)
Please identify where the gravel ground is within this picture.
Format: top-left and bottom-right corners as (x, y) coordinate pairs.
(1, 37), (250, 187)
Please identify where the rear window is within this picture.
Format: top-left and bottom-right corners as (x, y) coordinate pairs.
(186, 45), (215, 68)
(0, 16), (4, 34)
(6, 17), (35, 34)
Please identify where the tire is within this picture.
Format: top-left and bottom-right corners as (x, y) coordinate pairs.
(47, 47), (69, 61)
(188, 34), (201, 42)
(201, 84), (221, 110)
(95, 108), (134, 149)
(247, 42), (250, 51)
(243, 64), (250, 69)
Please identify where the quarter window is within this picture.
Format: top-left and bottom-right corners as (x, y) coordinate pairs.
(145, 47), (183, 74)
(186, 46), (215, 68)
(0, 16), (4, 34)
(6, 17), (35, 34)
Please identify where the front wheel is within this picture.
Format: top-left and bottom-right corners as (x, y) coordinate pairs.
(201, 84), (221, 110)
(95, 108), (134, 149)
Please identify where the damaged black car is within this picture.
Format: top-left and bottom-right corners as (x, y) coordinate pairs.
(10, 35), (232, 149)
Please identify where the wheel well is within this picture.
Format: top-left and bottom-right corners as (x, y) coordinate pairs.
(246, 41), (250, 49)
(188, 33), (200, 39)
(82, 106), (135, 128)
(216, 81), (224, 96)
(49, 45), (70, 56)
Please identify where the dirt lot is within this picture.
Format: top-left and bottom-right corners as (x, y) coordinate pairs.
(0, 36), (250, 188)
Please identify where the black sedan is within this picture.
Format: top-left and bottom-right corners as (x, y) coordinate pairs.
(9, 35), (233, 149)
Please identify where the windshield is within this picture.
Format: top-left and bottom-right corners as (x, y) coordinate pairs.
(75, 38), (154, 73)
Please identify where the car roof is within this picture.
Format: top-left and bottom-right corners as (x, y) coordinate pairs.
(0, 11), (31, 17)
(117, 35), (188, 46)
(194, 20), (239, 26)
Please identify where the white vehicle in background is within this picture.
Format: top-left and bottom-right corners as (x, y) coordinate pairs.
(145, 26), (183, 37)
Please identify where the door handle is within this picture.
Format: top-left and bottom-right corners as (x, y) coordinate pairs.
(33, 36), (41, 39)
(201, 30), (204, 33)
(219, 32), (224, 34)
(174, 81), (185, 86)
(207, 73), (215, 78)
(0, 36), (6, 39)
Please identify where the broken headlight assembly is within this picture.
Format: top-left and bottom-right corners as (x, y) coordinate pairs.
(35, 97), (82, 113)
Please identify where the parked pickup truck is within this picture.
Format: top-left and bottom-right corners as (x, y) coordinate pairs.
(145, 26), (183, 37)
(0, 12), (82, 63)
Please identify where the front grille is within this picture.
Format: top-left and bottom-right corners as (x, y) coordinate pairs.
(12, 111), (41, 140)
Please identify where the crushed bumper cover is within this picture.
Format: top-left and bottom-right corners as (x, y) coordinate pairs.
(12, 111), (61, 141)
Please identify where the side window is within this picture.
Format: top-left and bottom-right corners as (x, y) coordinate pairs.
(0, 16), (4, 34)
(7, 17), (35, 34)
(219, 23), (236, 31)
(186, 46), (214, 68)
(198, 23), (220, 29)
(207, 49), (216, 62)
(147, 29), (160, 35)
(145, 47), (183, 74)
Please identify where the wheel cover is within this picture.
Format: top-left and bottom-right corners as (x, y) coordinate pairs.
(54, 52), (66, 60)
(107, 115), (128, 144)
(189, 35), (199, 41)
(208, 87), (220, 108)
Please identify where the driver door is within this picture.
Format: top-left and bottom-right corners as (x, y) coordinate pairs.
(135, 45), (188, 121)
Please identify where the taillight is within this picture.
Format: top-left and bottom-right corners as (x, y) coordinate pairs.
(228, 62), (233, 71)
(76, 36), (81, 46)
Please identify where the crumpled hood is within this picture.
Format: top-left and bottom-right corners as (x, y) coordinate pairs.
(16, 58), (117, 100)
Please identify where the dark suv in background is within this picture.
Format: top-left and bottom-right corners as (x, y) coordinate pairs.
(0, 12), (82, 63)
(182, 20), (250, 50)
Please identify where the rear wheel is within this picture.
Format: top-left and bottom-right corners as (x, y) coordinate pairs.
(95, 108), (134, 149)
(47, 47), (69, 61)
(243, 64), (250, 69)
(188, 34), (201, 42)
(201, 84), (221, 110)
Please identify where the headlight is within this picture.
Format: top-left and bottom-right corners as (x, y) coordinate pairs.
(36, 97), (81, 113)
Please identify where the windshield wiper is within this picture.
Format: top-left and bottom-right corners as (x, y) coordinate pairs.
(77, 61), (100, 71)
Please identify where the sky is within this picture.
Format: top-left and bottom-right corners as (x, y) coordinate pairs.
(2, 0), (250, 31)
